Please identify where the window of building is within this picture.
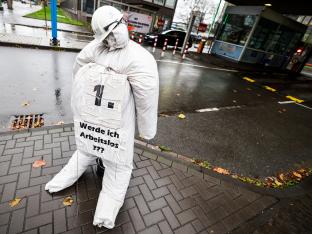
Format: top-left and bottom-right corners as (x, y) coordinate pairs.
(248, 18), (279, 51)
(154, 0), (165, 6)
(303, 16), (312, 25)
(217, 14), (256, 46)
(83, 0), (95, 14)
(165, 0), (176, 8)
(248, 18), (303, 56)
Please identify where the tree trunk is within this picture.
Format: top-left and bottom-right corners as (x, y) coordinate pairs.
(7, 0), (13, 9)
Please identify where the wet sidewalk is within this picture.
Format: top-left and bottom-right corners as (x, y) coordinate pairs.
(0, 1), (91, 50)
(0, 1), (91, 34)
(0, 125), (278, 234)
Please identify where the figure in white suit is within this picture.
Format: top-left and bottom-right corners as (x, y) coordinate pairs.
(45, 5), (159, 229)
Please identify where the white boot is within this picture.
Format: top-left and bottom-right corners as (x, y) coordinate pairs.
(45, 150), (96, 193)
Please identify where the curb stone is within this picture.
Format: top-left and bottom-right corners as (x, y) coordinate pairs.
(0, 41), (82, 52)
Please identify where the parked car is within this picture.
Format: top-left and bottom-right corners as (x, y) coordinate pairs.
(144, 29), (193, 48)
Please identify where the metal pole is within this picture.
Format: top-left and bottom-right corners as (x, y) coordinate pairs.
(181, 12), (196, 53)
(50, 0), (59, 45)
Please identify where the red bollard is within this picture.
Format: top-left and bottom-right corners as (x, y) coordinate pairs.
(173, 38), (179, 55)
(152, 36), (158, 53)
(161, 38), (168, 57)
(130, 32), (135, 40)
(138, 34), (143, 45)
(182, 42), (189, 59)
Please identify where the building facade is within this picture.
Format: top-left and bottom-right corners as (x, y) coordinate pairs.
(61, 0), (178, 33)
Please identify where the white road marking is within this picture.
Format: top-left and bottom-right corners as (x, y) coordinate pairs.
(156, 60), (239, 72)
(278, 101), (312, 110)
(278, 101), (295, 104)
(196, 107), (219, 112)
(196, 105), (243, 112)
(295, 103), (312, 110)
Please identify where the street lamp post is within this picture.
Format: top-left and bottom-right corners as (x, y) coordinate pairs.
(181, 11), (198, 54)
(50, 0), (59, 46)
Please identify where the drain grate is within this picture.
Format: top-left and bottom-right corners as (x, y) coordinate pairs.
(11, 114), (44, 130)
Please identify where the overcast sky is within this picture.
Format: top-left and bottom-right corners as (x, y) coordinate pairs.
(173, 0), (226, 23)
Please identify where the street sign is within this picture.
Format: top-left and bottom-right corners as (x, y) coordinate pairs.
(126, 12), (153, 34)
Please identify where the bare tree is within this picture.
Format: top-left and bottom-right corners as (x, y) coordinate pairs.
(175, 0), (215, 24)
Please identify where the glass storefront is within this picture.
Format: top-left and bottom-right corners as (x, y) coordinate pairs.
(212, 6), (306, 68)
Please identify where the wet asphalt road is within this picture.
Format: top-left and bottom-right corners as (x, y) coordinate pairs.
(0, 46), (312, 177)
(0, 47), (76, 129)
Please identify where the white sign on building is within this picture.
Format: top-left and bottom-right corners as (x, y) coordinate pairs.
(126, 11), (153, 33)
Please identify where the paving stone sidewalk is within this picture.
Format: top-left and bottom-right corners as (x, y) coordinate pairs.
(0, 125), (277, 234)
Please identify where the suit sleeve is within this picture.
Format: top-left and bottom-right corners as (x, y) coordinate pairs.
(73, 40), (98, 77)
(127, 53), (159, 140)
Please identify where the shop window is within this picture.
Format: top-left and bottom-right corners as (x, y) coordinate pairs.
(217, 14), (256, 46)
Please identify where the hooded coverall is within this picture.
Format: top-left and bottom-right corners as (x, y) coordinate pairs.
(45, 21), (159, 228)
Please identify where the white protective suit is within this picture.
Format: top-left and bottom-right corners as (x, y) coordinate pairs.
(45, 5), (159, 229)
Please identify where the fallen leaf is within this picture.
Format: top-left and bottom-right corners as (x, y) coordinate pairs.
(178, 113), (186, 119)
(232, 89), (237, 93)
(32, 159), (46, 168)
(273, 178), (283, 187)
(293, 172), (302, 179)
(159, 145), (171, 152)
(278, 173), (285, 181)
(232, 100), (237, 103)
(9, 198), (22, 207)
(247, 88), (252, 91)
(213, 167), (230, 175)
(21, 101), (30, 107)
(199, 161), (211, 169)
(57, 121), (64, 125)
(298, 169), (306, 173)
(257, 94), (261, 97)
(176, 93), (180, 96)
(63, 196), (74, 206)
